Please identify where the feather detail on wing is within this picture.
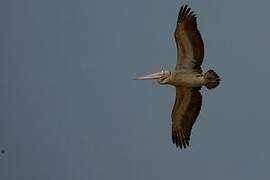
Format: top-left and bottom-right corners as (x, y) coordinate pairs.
(171, 87), (202, 149)
(174, 5), (204, 71)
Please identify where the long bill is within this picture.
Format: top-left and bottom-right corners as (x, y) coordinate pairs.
(135, 71), (166, 80)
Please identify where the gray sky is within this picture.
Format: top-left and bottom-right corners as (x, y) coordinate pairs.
(0, 0), (270, 179)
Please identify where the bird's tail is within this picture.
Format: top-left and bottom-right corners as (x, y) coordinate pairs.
(204, 70), (220, 89)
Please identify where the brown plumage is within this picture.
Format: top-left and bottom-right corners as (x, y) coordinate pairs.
(171, 87), (202, 148)
(171, 4), (206, 148)
(175, 4), (204, 71)
(136, 4), (220, 149)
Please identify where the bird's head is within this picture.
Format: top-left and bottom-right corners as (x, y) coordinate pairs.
(135, 70), (172, 84)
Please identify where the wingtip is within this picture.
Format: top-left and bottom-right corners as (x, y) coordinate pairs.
(172, 127), (191, 149)
(178, 4), (198, 20)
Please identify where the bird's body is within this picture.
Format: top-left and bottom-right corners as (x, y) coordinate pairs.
(136, 4), (220, 149)
(162, 71), (204, 87)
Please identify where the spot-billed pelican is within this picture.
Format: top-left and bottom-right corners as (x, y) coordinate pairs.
(136, 5), (220, 149)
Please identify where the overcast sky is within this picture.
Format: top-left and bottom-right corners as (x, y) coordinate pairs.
(1, 0), (270, 179)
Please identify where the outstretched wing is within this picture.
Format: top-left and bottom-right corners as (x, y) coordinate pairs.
(175, 5), (204, 71)
(171, 87), (202, 149)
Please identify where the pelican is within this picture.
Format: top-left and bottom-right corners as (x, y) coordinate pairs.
(136, 5), (220, 149)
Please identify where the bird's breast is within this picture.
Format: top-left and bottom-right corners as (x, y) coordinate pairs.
(170, 71), (204, 88)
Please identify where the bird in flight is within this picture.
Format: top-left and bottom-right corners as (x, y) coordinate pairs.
(136, 5), (220, 149)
